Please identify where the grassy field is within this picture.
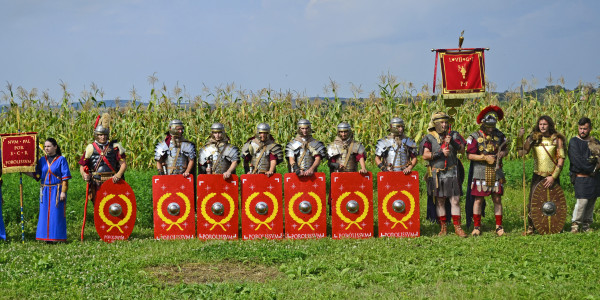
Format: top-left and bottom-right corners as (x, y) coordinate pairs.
(1, 159), (599, 299)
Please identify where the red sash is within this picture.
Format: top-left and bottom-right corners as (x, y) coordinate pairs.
(92, 143), (117, 173)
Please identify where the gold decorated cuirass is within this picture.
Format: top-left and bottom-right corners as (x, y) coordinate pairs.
(533, 136), (557, 176)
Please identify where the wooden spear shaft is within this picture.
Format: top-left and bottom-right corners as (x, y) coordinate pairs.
(17, 103), (25, 243)
(521, 85), (527, 233)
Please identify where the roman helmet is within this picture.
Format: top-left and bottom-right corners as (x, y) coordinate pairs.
(211, 122), (225, 133)
(169, 119), (185, 138)
(476, 105), (504, 128)
(297, 119), (312, 136)
(389, 117), (405, 136)
(337, 122), (352, 140)
(428, 112), (450, 134)
(93, 113), (111, 140)
(256, 123), (271, 134)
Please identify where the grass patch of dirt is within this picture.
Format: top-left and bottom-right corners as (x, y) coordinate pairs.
(148, 261), (282, 285)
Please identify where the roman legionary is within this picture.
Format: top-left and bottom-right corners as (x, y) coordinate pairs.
(155, 119), (196, 177)
(241, 123), (284, 176)
(375, 117), (417, 174)
(79, 113), (127, 202)
(285, 119), (327, 177)
(566, 117), (600, 233)
(198, 123), (240, 179)
(517, 115), (566, 235)
(327, 122), (367, 174)
(420, 112), (467, 237)
(466, 105), (509, 236)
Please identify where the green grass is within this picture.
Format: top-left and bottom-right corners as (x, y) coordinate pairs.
(1, 159), (599, 299)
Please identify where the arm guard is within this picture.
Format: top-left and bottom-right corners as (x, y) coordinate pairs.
(552, 165), (563, 179)
(432, 150), (444, 160)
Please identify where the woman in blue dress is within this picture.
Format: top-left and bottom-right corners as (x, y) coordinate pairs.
(31, 138), (71, 242)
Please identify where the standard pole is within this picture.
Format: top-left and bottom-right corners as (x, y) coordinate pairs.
(521, 85), (527, 234)
(19, 173), (24, 243)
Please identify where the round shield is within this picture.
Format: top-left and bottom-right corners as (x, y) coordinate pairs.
(530, 181), (567, 235)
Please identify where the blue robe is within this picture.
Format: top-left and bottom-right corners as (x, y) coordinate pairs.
(36, 155), (71, 241)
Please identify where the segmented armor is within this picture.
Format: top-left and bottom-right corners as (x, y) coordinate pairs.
(375, 135), (417, 171)
(242, 137), (284, 174)
(466, 129), (507, 192)
(199, 142), (240, 174)
(285, 137), (327, 171)
(154, 139), (196, 175)
(327, 139), (365, 172)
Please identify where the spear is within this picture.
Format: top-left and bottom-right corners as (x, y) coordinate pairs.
(17, 102), (25, 243)
(521, 84), (527, 234)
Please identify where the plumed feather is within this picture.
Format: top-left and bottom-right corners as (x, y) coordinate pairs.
(99, 113), (111, 129)
(93, 115), (101, 129)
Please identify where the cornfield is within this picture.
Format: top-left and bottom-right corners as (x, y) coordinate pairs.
(1, 76), (598, 170)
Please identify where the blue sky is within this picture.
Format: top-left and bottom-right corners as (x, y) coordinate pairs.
(1, 0), (598, 101)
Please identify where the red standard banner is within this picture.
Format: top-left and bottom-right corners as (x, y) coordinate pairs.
(439, 49), (485, 98)
(94, 180), (137, 243)
(240, 174), (283, 240)
(197, 174), (239, 240)
(331, 172), (374, 239)
(377, 171), (420, 238)
(152, 175), (195, 240)
(284, 172), (327, 239)
(0, 132), (38, 173)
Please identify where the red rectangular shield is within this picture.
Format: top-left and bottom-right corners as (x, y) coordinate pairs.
(331, 172), (373, 239)
(377, 171), (420, 238)
(439, 49), (485, 98)
(284, 172), (327, 239)
(197, 174), (239, 240)
(152, 175), (195, 240)
(241, 174), (283, 240)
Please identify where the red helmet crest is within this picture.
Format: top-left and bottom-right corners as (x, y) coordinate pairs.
(476, 105), (504, 124)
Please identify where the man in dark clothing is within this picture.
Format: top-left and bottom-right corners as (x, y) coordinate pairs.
(568, 117), (600, 233)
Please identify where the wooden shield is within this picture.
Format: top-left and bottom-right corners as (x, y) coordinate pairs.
(331, 172), (374, 239)
(531, 181), (567, 235)
(94, 180), (137, 243)
(241, 174), (283, 240)
(152, 175), (195, 240)
(377, 171), (420, 237)
(197, 174), (239, 240)
(284, 173), (327, 239)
